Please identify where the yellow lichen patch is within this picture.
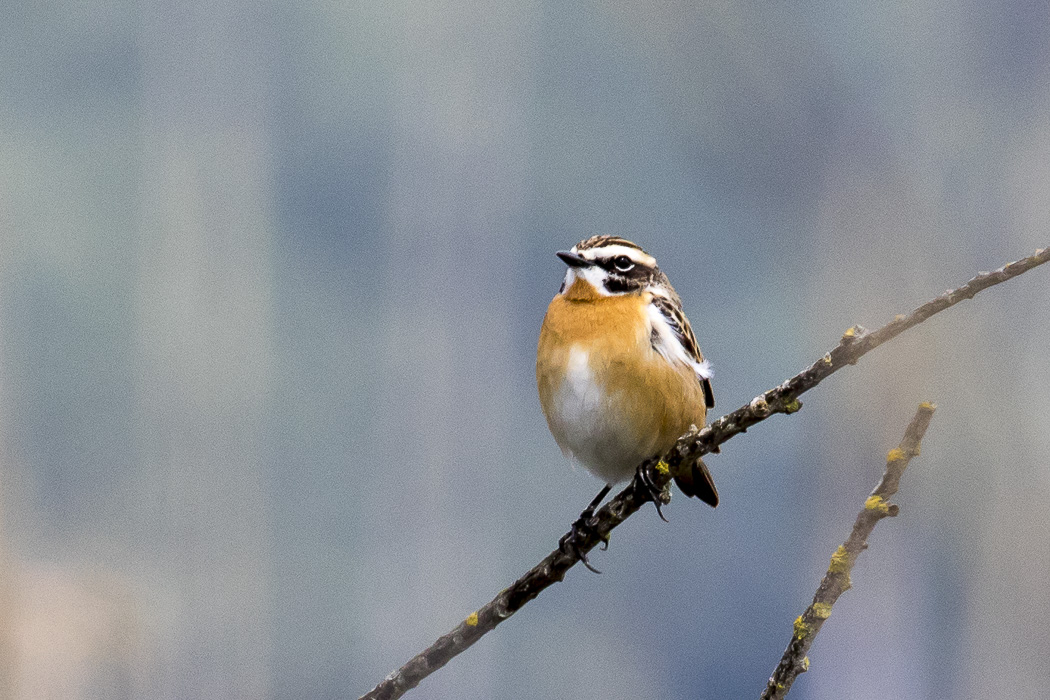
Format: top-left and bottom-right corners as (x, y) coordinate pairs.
(842, 326), (856, 339)
(829, 545), (851, 574)
(465, 612), (479, 627)
(793, 615), (810, 640)
(886, 448), (905, 463)
(811, 602), (832, 619)
(783, 398), (802, 414)
(802, 656), (810, 672)
(865, 495), (891, 515)
(654, 460), (670, 475)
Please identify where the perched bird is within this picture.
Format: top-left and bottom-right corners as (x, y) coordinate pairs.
(536, 236), (718, 552)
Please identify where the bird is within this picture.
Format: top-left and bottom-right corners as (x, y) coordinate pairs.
(536, 236), (718, 567)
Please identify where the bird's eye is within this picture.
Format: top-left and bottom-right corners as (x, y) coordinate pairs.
(613, 255), (635, 271)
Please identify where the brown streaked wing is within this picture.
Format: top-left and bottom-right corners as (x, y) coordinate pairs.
(650, 294), (715, 409)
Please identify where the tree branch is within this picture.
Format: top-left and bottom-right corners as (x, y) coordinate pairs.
(358, 247), (1048, 700)
(760, 402), (936, 700)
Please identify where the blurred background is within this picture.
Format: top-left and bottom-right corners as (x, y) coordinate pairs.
(1, 1), (1049, 698)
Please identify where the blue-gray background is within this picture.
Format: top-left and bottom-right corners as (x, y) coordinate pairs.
(1, 2), (1049, 699)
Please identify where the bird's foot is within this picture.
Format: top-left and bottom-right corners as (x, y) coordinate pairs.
(559, 515), (606, 573)
(634, 459), (672, 522)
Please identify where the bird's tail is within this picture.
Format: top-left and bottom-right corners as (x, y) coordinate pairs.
(673, 456), (719, 507)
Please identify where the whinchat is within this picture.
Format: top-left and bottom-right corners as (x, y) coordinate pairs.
(537, 236), (718, 534)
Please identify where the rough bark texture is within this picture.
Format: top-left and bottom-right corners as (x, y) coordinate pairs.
(760, 402), (936, 700)
(359, 246), (1049, 700)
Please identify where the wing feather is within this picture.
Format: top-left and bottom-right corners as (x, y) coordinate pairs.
(649, 293), (715, 409)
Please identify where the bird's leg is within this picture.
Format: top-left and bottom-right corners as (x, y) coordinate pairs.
(634, 458), (672, 522)
(580, 483), (611, 521)
(559, 484), (612, 574)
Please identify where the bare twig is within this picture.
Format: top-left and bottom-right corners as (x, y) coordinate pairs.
(760, 402), (936, 700)
(359, 247), (1048, 700)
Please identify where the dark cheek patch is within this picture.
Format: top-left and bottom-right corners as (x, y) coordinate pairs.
(602, 265), (653, 294)
(604, 276), (641, 293)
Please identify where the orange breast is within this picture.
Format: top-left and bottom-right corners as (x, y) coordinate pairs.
(536, 283), (707, 479)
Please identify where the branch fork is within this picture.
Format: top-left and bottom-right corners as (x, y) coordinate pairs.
(360, 248), (1049, 700)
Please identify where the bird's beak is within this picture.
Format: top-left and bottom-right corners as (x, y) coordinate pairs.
(556, 251), (592, 268)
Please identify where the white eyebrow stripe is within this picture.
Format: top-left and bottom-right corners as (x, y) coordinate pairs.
(579, 244), (656, 267)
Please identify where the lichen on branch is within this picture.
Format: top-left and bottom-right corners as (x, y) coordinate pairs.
(359, 248), (1048, 700)
(760, 402), (936, 700)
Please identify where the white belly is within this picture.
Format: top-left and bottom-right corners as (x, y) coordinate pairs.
(548, 346), (647, 484)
